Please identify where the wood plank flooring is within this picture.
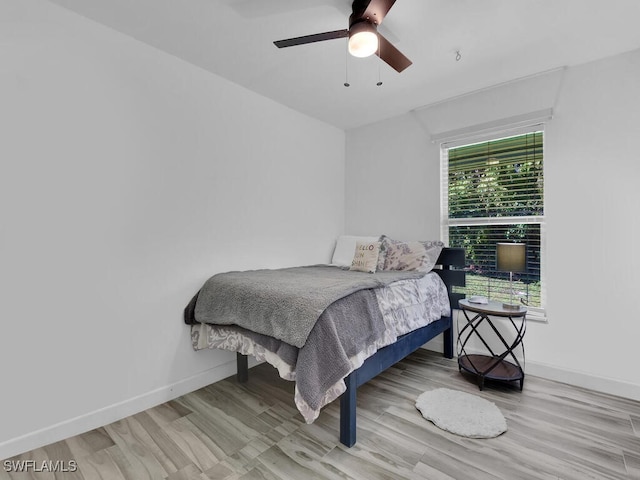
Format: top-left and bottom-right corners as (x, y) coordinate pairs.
(2, 349), (639, 479)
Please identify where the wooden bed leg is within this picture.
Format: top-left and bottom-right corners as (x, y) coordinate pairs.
(237, 352), (248, 383)
(443, 324), (454, 359)
(340, 372), (357, 447)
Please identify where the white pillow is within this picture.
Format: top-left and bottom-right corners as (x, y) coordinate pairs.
(331, 235), (379, 267)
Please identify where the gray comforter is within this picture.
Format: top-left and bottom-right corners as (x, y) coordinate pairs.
(191, 265), (425, 348)
(195, 288), (385, 412)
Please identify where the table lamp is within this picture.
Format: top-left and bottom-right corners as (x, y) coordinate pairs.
(496, 242), (526, 310)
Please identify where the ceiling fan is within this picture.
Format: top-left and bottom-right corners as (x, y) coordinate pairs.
(273, 0), (412, 73)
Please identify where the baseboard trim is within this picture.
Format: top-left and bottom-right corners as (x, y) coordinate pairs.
(0, 359), (241, 460)
(421, 345), (640, 402)
(524, 360), (640, 402)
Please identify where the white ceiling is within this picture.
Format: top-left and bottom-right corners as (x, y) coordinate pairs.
(47, 0), (640, 130)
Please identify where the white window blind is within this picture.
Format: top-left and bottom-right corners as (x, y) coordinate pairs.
(441, 129), (546, 319)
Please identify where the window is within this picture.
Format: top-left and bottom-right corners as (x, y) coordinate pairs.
(441, 129), (545, 319)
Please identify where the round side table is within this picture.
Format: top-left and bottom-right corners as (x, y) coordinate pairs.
(457, 298), (527, 391)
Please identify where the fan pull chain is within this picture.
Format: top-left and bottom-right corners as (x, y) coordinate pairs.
(376, 35), (383, 86)
(344, 38), (350, 87)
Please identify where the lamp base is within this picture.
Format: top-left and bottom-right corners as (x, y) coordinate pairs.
(502, 302), (522, 311)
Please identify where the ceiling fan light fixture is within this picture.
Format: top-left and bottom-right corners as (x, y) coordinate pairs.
(273, 0), (411, 73)
(348, 21), (378, 58)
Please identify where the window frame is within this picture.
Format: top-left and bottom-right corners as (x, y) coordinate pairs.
(440, 124), (547, 322)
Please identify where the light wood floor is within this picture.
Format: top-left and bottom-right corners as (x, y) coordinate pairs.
(3, 349), (640, 479)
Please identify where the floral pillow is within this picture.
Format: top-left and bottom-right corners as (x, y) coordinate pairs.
(349, 241), (381, 273)
(378, 235), (444, 272)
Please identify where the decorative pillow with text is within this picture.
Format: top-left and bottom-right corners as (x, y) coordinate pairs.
(331, 235), (379, 267)
(349, 241), (381, 273)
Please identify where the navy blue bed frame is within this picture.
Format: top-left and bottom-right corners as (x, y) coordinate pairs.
(236, 247), (465, 447)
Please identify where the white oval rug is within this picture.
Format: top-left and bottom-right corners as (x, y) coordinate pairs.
(415, 388), (507, 438)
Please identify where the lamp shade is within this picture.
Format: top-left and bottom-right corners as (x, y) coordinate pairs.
(496, 243), (526, 273)
(348, 21), (378, 58)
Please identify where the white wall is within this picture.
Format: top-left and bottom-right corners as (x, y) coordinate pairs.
(0, 0), (344, 458)
(536, 49), (640, 396)
(345, 113), (442, 240)
(346, 49), (640, 400)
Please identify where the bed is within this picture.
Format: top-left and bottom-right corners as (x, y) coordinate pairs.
(184, 245), (465, 447)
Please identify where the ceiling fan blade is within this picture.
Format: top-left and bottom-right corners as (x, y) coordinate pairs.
(274, 29), (348, 48)
(376, 33), (412, 72)
(361, 0), (396, 25)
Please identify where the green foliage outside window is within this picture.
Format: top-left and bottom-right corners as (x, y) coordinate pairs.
(446, 132), (544, 308)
